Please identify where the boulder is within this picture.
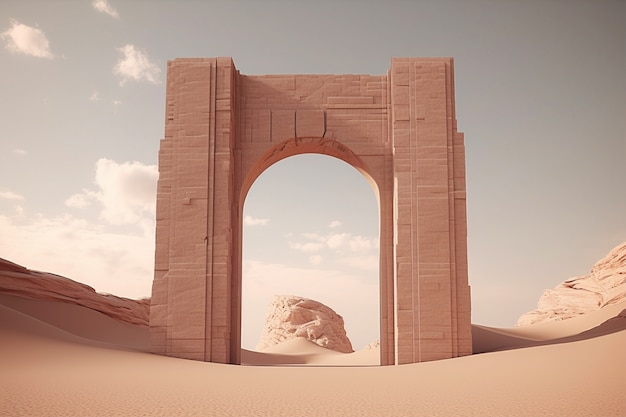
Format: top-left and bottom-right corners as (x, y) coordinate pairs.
(256, 295), (354, 353)
(0, 257), (149, 326)
(517, 241), (626, 326)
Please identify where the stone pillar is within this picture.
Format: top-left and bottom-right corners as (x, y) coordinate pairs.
(150, 58), (237, 363)
(391, 58), (472, 364)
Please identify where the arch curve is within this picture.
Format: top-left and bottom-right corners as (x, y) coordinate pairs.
(240, 136), (378, 205)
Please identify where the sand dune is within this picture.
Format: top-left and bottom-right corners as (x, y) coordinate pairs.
(1, 294), (625, 416)
(242, 337), (380, 366)
(0, 293), (150, 351)
(473, 300), (626, 353)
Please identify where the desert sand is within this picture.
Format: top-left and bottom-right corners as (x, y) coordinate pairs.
(1, 291), (625, 417)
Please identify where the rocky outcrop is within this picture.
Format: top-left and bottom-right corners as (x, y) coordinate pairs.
(256, 295), (354, 353)
(363, 339), (380, 350)
(0, 257), (149, 326)
(517, 241), (626, 326)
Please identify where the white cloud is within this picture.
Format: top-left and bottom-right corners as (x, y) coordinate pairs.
(12, 149), (27, 156)
(244, 215), (269, 226)
(327, 232), (349, 249)
(348, 235), (375, 252)
(0, 212), (153, 299)
(329, 220), (342, 228)
(1, 19), (53, 59)
(0, 158), (158, 299)
(113, 44), (161, 85)
(289, 231), (378, 255)
(112, 99), (122, 105)
(65, 190), (98, 209)
(89, 90), (101, 101)
(0, 190), (24, 201)
(65, 158), (158, 232)
(92, 0), (120, 18)
(288, 241), (324, 253)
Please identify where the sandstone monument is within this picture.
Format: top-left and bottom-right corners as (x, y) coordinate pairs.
(150, 57), (472, 365)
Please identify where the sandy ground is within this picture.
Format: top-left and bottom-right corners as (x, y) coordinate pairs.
(1, 294), (625, 417)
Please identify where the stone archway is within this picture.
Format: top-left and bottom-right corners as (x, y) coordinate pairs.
(150, 57), (472, 365)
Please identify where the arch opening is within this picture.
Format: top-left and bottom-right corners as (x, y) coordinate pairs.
(240, 152), (381, 365)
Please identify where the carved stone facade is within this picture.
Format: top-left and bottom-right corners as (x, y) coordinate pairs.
(150, 57), (472, 365)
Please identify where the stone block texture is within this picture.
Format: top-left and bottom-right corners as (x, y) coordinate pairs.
(150, 57), (472, 365)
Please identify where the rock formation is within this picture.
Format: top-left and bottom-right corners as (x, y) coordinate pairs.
(364, 339), (380, 350)
(517, 241), (626, 326)
(0, 257), (149, 326)
(256, 295), (354, 353)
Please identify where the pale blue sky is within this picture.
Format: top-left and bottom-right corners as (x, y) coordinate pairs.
(0, 0), (624, 350)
